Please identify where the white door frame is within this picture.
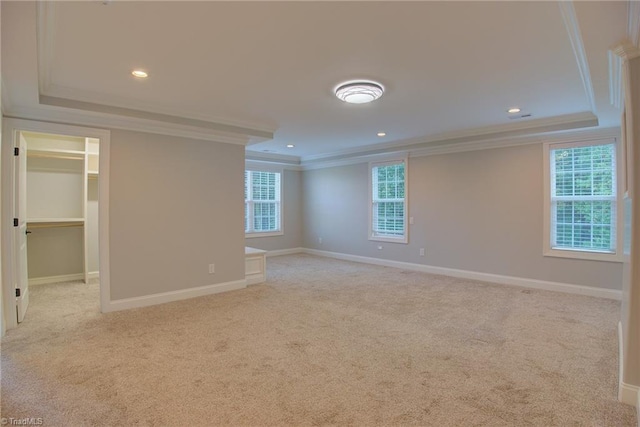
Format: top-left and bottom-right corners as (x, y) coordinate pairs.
(1, 118), (111, 329)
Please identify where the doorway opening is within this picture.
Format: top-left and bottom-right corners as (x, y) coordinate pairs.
(23, 131), (99, 318)
(1, 119), (110, 329)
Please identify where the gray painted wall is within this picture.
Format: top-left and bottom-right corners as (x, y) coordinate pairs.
(109, 130), (245, 300)
(245, 169), (303, 251)
(302, 143), (623, 290)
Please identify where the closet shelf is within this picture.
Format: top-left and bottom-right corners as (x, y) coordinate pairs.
(27, 218), (85, 223)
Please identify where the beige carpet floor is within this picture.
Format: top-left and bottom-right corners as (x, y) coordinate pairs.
(0, 254), (636, 426)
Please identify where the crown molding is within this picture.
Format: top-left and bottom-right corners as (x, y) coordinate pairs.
(559, 1), (597, 113)
(39, 95), (273, 142)
(43, 84), (277, 137)
(629, 0), (640, 47)
(301, 111), (598, 166)
(245, 151), (302, 170)
(299, 127), (619, 171)
(609, 42), (640, 109)
(4, 102), (252, 145)
(301, 151), (409, 171)
(609, 49), (624, 109)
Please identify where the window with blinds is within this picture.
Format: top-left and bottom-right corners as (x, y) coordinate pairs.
(549, 142), (616, 253)
(245, 170), (281, 235)
(370, 159), (408, 243)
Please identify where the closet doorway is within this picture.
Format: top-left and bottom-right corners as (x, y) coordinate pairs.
(24, 131), (99, 286)
(1, 119), (110, 329)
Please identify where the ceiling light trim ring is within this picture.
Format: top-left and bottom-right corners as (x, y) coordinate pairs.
(335, 81), (384, 104)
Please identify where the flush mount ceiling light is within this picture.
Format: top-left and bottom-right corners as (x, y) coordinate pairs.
(131, 69), (148, 78)
(335, 81), (384, 104)
(507, 107), (521, 113)
(286, 144), (295, 148)
(377, 132), (386, 137)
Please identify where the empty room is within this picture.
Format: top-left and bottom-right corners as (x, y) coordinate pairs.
(1, 1), (639, 426)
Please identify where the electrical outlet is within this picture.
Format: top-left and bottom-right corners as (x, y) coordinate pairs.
(318, 237), (323, 244)
(420, 248), (425, 256)
(409, 216), (414, 225)
(377, 245), (383, 250)
(209, 263), (215, 274)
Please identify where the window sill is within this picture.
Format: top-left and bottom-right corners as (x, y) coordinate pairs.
(246, 231), (283, 239)
(544, 248), (623, 263)
(369, 235), (408, 244)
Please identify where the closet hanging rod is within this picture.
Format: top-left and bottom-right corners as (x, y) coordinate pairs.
(26, 152), (84, 161)
(27, 222), (84, 229)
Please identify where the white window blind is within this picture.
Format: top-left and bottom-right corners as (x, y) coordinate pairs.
(245, 170), (281, 234)
(549, 142), (616, 253)
(371, 160), (407, 241)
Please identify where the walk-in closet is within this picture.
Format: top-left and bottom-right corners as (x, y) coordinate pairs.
(23, 131), (99, 285)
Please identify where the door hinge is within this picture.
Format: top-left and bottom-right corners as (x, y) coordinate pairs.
(14, 147), (19, 156)
(15, 288), (21, 298)
(13, 218), (18, 227)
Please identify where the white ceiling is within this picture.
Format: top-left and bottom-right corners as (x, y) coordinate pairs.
(1, 1), (633, 162)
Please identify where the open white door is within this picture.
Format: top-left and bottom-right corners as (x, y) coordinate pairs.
(15, 132), (29, 322)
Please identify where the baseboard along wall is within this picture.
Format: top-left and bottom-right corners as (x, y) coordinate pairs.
(29, 273), (85, 286)
(103, 279), (247, 312)
(299, 248), (622, 300)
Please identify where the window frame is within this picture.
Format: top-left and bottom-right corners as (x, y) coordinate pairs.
(542, 138), (623, 262)
(245, 167), (284, 238)
(368, 156), (409, 244)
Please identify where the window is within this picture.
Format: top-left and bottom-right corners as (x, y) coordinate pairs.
(245, 170), (282, 237)
(544, 140), (620, 260)
(370, 158), (408, 243)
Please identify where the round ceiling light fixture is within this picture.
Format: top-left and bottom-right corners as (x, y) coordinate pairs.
(131, 69), (148, 78)
(335, 80), (384, 104)
(507, 107), (521, 114)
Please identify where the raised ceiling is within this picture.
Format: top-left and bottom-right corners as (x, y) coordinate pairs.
(1, 1), (633, 162)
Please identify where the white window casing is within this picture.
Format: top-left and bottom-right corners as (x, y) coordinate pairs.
(543, 138), (623, 262)
(245, 169), (283, 238)
(369, 157), (408, 244)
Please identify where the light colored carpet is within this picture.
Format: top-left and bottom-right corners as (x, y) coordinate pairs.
(1, 254), (636, 426)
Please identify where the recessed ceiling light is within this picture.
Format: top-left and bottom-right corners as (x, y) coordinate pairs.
(335, 80), (384, 104)
(131, 69), (148, 78)
(377, 132), (386, 137)
(286, 144), (295, 148)
(507, 107), (521, 113)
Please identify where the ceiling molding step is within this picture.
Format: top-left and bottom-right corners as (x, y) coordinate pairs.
(44, 83), (277, 136)
(559, 1), (597, 113)
(300, 151), (409, 171)
(245, 151), (301, 167)
(4, 104), (251, 146)
(38, 95), (271, 143)
(36, 1), (54, 95)
(629, 0), (640, 47)
(299, 127), (619, 171)
(609, 42), (640, 109)
(609, 49), (624, 109)
(410, 126), (620, 159)
(301, 111), (598, 165)
(245, 159), (302, 172)
(611, 42), (640, 62)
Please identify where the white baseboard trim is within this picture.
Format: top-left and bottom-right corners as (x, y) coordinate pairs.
(88, 271), (100, 280)
(29, 273), (84, 286)
(302, 248), (622, 300)
(266, 247), (304, 257)
(103, 279), (247, 312)
(246, 274), (265, 285)
(620, 381), (640, 407)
